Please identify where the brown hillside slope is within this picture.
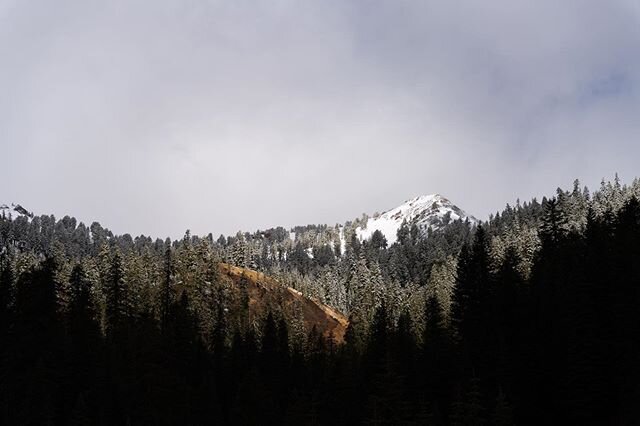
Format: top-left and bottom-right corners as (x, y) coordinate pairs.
(218, 263), (348, 343)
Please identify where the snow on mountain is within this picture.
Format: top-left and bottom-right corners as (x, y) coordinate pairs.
(0, 203), (34, 219)
(356, 194), (476, 245)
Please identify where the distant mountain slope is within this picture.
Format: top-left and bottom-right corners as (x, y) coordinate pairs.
(219, 263), (348, 343)
(0, 203), (34, 218)
(356, 194), (476, 245)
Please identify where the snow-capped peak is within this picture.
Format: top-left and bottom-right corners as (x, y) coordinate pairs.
(0, 203), (34, 219)
(356, 194), (476, 245)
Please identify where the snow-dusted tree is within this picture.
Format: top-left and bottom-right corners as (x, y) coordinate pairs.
(320, 266), (347, 314)
(490, 216), (540, 281)
(566, 179), (590, 231)
(105, 248), (128, 341)
(159, 244), (174, 332)
(593, 175), (625, 217)
(426, 255), (457, 328)
(288, 299), (307, 353)
(230, 232), (248, 267)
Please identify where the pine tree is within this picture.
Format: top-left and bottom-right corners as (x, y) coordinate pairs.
(0, 255), (14, 339)
(0, 256), (14, 423)
(492, 388), (513, 426)
(230, 232), (248, 267)
(105, 249), (127, 342)
(67, 264), (101, 424)
(539, 197), (569, 248)
(368, 303), (390, 360)
(451, 226), (491, 348)
(68, 264), (100, 344)
(426, 255), (457, 327)
(451, 376), (485, 426)
(494, 247), (521, 342)
(12, 258), (60, 425)
(423, 295), (445, 345)
(160, 244), (173, 334)
(421, 294), (451, 414)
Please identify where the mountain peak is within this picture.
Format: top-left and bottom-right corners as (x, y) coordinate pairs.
(356, 194), (476, 245)
(0, 203), (34, 218)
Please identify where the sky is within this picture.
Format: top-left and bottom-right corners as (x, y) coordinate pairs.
(2, 0), (640, 239)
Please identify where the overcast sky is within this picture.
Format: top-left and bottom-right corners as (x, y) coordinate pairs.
(2, 0), (640, 239)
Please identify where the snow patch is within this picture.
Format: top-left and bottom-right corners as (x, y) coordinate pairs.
(304, 247), (314, 259)
(339, 226), (346, 256)
(0, 203), (34, 220)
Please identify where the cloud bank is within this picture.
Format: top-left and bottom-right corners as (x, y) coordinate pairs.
(2, 0), (639, 238)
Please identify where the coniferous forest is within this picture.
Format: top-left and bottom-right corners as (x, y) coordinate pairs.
(1, 176), (639, 425)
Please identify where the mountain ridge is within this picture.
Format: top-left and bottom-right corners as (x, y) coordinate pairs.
(2, 193), (476, 247)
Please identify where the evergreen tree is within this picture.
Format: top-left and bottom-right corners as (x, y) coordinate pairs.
(451, 225), (491, 350)
(66, 263), (102, 424)
(160, 244), (173, 334)
(539, 197), (569, 247)
(0, 256), (14, 423)
(0, 255), (14, 339)
(12, 258), (60, 424)
(68, 263), (100, 344)
(105, 249), (128, 342)
(492, 389), (513, 426)
(451, 376), (485, 426)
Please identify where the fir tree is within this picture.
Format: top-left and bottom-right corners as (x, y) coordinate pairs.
(0, 255), (14, 339)
(160, 244), (173, 334)
(105, 249), (128, 342)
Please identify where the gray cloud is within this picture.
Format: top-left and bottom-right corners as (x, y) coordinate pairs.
(2, 0), (639, 238)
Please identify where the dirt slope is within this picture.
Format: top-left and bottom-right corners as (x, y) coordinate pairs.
(219, 263), (348, 343)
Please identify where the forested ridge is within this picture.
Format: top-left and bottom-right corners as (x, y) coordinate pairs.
(1, 176), (639, 424)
